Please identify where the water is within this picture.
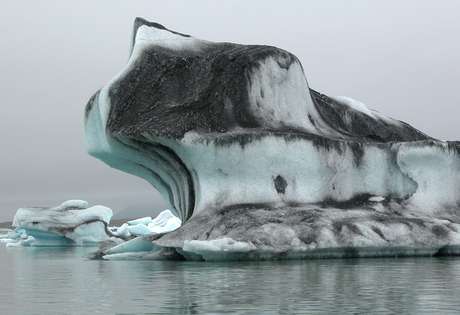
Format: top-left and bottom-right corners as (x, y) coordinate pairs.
(1, 245), (460, 314)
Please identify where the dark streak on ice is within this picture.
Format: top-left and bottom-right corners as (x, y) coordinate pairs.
(84, 89), (100, 120)
(274, 175), (288, 194)
(310, 89), (433, 143)
(106, 42), (297, 140)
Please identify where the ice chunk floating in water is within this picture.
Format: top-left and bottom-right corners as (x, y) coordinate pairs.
(83, 18), (460, 261)
(85, 210), (182, 260)
(8, 200), (113, 246)
(108, 210), (182, 238)
(4, 200), (182, 249)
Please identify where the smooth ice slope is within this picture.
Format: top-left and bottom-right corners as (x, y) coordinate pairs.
(83, 18), (460, 261)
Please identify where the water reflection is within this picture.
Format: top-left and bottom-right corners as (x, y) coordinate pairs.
(150, 258), (460, 314)
(2, 245), (460, 314)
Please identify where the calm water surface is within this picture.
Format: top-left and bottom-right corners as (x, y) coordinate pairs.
(1, 245), (460, 314)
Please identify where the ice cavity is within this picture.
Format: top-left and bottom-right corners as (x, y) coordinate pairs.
(82, 18), (460, 261)
(6, 200), (113, 246)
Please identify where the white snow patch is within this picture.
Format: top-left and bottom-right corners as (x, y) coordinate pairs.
(112, 210), (181, 237)
(134, 24), (206, 54)
(51, 200), (88, 211)
(127, 224), (152, 236)
(149, 217), (182, 234)
(331, 96), (374, 117)
(127, 216), (152, 226)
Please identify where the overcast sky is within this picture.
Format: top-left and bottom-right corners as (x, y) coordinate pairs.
(0, 1), (458, 221)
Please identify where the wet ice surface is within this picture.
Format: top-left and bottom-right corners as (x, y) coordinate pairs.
(1, 244), (460, 314)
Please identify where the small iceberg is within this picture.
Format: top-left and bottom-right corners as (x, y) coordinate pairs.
(5, 200), (113, 246)
(3, 200), (182, 253)
(85, 210), (182, 260)
(109, 210), (182, 238)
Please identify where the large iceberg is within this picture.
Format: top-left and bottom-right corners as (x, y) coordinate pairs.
(83, 18), (460, 260)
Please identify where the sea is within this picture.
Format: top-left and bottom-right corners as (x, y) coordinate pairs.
(1, 244), (460, 314)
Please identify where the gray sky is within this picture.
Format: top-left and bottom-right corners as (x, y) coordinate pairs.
(0, 1), (458, 221)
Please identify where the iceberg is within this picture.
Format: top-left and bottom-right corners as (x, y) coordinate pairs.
(7, 200), (114, 246)
(81, 18), (460, 260)
(0, 228), (18, 244)
(84, 209), (182, 260)
(0, 228), (13, 237)
(3, 199), (182, 250)
(108, 209), (182, 238)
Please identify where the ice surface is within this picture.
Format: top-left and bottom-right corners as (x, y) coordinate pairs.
(102, 248), (178, 261)
(51, 199), (88, 211)
(127, 216), (152, 226)
(127, 224), (152, 236)
(7, 200), (113, 246)
(330, 96), (374, 117)
(81, 18), (460, 260)
(117, 223), (131, 236)
(150, 210), (176, 226)
(147, 210), (182, 234)
(82, 210), (182, 260)
(105, 235), (157, 254)
(150, 217), (182, 234)
(182, 238), (257, 261)
(108, 210), (181, 238)
(0, 228), (13, 238)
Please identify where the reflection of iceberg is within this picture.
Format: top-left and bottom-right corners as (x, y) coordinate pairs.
(7, 200), (113, 246)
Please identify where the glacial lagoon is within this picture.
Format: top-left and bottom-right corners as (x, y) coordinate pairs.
(2, 244), (460, 314)
(2, 16), (460, 315)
